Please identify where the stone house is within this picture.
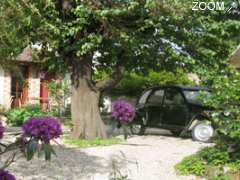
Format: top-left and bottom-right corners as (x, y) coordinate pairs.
(0, 47), (53, 109)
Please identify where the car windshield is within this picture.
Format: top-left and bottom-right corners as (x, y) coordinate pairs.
(138, 90), (152, 105)
(183, 90), (211, 103)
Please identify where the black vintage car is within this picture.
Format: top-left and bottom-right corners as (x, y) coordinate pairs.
(131, 85), (214, 142)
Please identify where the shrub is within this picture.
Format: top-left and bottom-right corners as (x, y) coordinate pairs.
(22, 116), (62, 143)
(97, 69), (194, 96)
(203, 73), (240, 155)
(175, 155), (206, 176)
(0, 115), (62, 179)
(111, 100), (135, 140)
(111, 100), (135, 123)
(0, 122), (5, 139)
(175, 146), (240, 179)
(0, 170), (16, 180)
(48, 80), (71, 117)
(7, 105), (46, 126)
(227, 160), (240, 172)
(199, 147), (230, 166)
(208, 173), (230, 180)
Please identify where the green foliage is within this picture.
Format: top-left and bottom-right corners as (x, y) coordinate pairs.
(0, 0), (164, 73)
(48, 80), (70, 102)
(64, 136), (121, 147)
(176, 146), (240, 178)
(208, 173), (230, 180)
(1, 0), (239, 77)
(199, 147), (230, 166)
(48, 79), (71, 117)
(42, 143), (56, 161)
(175, 154), (206, 176)
(7, 104), (46, 126)
(22, 134), (57, 161)
(113, 69), (193, 96)
(228, 160), (240, 172)
(1, 0), (240, 139)
(203, 71), (240, 151)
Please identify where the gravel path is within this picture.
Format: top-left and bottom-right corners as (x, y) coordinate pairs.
(6, 135), (209, 180)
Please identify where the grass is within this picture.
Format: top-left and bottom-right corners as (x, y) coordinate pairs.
(64, 136), (122, 147)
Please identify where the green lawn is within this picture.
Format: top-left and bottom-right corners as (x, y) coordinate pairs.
(64, 136), (122, 147)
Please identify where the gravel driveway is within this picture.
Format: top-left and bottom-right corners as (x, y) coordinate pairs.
(6, 134), (209, 180)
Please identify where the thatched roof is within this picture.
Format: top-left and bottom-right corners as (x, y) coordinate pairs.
(16, 47), (33, 62)
(229, 46), (240, 69)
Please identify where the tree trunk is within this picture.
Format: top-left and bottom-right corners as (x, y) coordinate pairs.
(71, 78), (107, 139)
(70, 55), (125, 139)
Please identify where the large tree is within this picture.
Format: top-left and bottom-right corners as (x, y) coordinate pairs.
(0, 0), (239, 139)
(0, 0), (163, 139)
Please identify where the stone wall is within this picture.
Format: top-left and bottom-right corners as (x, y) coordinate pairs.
(0, 64), (42, 109)
(0, 66), (5, 107)
(28, 65), (40, 104)
(0, 67), (12, 109)
(3, 70), (12, 109)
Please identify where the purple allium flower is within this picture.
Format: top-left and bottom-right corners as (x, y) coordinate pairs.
(111, 100), (135, 123)
(21, 116), (62, 142)
(0, 170), (16, 180)
(0, 122), (5, 139)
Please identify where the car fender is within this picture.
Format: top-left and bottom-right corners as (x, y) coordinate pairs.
(187, 114), (211, 131)
(188, 119), (199, 131)
(132, 110), (146, 125)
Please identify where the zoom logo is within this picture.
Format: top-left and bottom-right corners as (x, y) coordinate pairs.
(192, 1), (225, 11)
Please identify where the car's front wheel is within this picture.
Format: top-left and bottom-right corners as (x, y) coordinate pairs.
(130, 121), (145, 135)
(192, 123), (214, 142)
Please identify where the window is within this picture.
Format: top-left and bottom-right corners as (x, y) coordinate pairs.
(183, 90), (211, 103)
(164, 90), (184, 105)
(147, 89), (164, 105)
(138, 90), (152, 105)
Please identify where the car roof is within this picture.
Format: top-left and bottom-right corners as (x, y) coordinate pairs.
(146, 85), (210, 91)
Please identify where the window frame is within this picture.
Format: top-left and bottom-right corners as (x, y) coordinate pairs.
(163, 88), (186, 106)
(138, 89), (153, 105)
(146, 88), (165, 106)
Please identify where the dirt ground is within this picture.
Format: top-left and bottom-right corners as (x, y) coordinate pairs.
(6, 134), (209, 180)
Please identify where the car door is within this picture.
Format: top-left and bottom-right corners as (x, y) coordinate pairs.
(145, 89), (164, 127)
(162, 89), (189, 128)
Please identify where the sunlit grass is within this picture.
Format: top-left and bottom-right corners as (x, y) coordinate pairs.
(64, 136), (122, 147)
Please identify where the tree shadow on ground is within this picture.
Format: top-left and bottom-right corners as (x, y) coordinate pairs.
(7, 145), (116, 180)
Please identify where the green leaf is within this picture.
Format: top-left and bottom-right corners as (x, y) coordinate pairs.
(26, 140), (38, 161)
(43, 143), (55, 161)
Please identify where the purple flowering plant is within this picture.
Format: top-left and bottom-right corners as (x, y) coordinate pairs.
(0, 170), (16, 180)
(111, 100), (135, 140)
(0, 122), (5, 139)
(0, 122), (16, 180)
(111, 100), (135, 123)
(22, 116), (62, 143)
(0, 116), (62, 179)
(21, 116), (62, 161)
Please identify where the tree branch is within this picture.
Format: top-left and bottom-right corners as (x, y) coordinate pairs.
(1, 151), (17, 170)
(96, 64), (125, 92)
